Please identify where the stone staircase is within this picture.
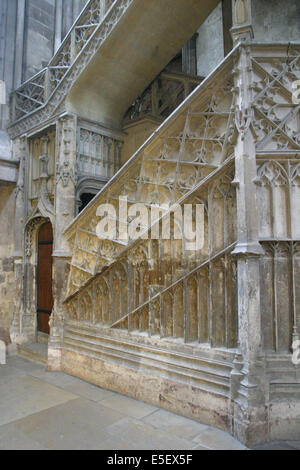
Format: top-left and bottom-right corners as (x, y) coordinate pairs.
(62, 46), (238, 348)
(8, 0), (219, 140)
(9, 0), (116, 123)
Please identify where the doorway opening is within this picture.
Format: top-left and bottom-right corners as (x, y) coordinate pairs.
(37, 222), (53, 335)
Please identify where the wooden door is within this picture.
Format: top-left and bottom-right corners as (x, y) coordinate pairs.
(37, 223), (53, 334)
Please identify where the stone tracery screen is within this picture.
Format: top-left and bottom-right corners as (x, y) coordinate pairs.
(77, 127), (122, 179)
(256, 159), (300, 353)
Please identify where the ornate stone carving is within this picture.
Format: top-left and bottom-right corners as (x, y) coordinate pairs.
(8, 0), (135, 139)
(291, 162), (300, 186)
(252, 51), (300, 152)
(77, 127), (123, 179)
(25, 217), (44, 258)
(56, 160), (76, 187)
(12, 70), (46, 121)
(257, 161), (288, 187)
(123, 71), (201, 125)
(64, 54), (236, 297)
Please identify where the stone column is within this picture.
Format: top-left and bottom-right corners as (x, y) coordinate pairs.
(1, 0), (17, 160)
(73, 0), (83, 22)
(14, 0), (26, 87)
(10, 137), (26, 345)
(230, 44), (267, 446)
(222, 0), (233, 56)
(182, 33), (198, 76)
(48, 114), (77, 370)
(231, 0), (253, 45)
(54, 0), (63, 53)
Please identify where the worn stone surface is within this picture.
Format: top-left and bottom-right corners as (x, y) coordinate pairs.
(196, 1), (224, 77)
(142, 409), (210, 440)
(0, 375), (77, 427)
(0, 357), (248, 450)
(252, 441), (299, 451)
(193, 427), (247, 450)
(0, 340), (6, 364)
(61, 349), (230, 432)
(0, 186), (15, 339)
(252, 0), (300, 43)
(100, 395), (158, 419)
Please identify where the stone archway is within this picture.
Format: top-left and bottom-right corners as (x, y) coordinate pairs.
(16, 216), (52, 344)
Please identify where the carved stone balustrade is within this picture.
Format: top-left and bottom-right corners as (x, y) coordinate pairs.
(123, 71), (202, 125)
(77, 126), (123, 180)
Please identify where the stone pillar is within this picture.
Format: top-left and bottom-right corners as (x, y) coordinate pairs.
(0, 0), (17, 161)
(230, 44), (267, 446)
(48, 114), (77, 370)
(10, 137), (26, 344)
(182, 33), (198, 76)
(231, 0), (253, 45)
(62, 0), (74, 39)
(73, 0), (84, 21)
(222, 0), (233, 56)
(54, 0), (63, 52)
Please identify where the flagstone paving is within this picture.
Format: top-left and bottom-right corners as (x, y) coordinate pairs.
(0, 356), (297, 450)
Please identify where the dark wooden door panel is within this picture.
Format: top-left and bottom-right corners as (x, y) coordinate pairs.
(37, 223), (53, 334)
(38, 312), (51, 334)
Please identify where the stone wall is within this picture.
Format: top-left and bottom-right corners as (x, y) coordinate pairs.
(23, 0), (56, 81)
(0, 185), (15, 342)
(24, 0), (88, 81)
(252, 0), (300, 42)
(195, 0), (300, 79)
(62, 0), (88, 40)
(196, 2), (224, 77)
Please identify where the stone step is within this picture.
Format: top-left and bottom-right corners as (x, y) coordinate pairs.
(37, 332), (49, 345)
(17, 342), (48, 365)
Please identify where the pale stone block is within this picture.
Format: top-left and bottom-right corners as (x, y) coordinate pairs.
(0, 340), (6, 365)
(193, 427), (247, 450)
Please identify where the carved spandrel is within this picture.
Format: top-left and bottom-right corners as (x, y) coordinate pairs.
(252, 54), (300, 152)
(67, 72), (237, 293)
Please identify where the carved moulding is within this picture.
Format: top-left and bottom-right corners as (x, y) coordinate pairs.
(25, 178), (55, 258)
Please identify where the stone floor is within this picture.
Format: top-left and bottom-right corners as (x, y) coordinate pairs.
(0, 356), (298, 451)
